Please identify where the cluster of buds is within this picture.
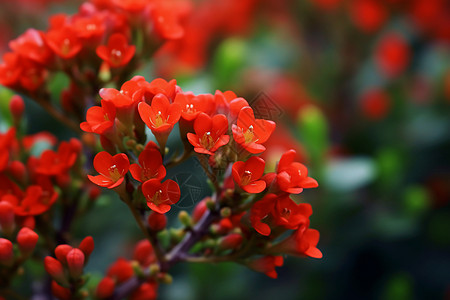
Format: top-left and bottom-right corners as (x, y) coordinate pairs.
(83, 76), (321, 287)
(44, 236), (94, 299)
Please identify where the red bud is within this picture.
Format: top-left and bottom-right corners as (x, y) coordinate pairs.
(55, 245), (73, 264)
(218, 233), (243, 251)
(78, 236), (94, 259)
(0, 201), (15, 235)
(192, 199), (208, 223)
(9, 95), (25, 120)
(16, 227), (38, 254)
(0, 238), (14, 266)
(133, 240), (155, 267)
(147, 212), (167, 232)
(66, 249), (85, 279)
(96, 277), (116, 299)
(130, 282), (157, 300)
(44, 256), (68, 286)
(51, 280), (71, 300)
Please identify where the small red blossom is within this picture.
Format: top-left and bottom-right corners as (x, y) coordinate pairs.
(96, 33), (136, 68)
(272, 196), (312, 230)
(250, 194), (277, 236)
(271, 228), (322, 259)
(375, 33), (410, 78)
(80, 100), (116, 134)
(275, 150), (318, 194)
(247, 256), (284, 279)
(9, 29), (52, 65)
(36, 139), (79, 176)
(88, 152), (130, 188)
(232, 156), (266, 193)
(138, 95), (181, 134)
(349, 0), (387, 33)
(174, 92), (215, 121)
(232, 106), (275, 154)
(45, 27), (82, 59)
(187, 113), (229, 155)
(142, 179), (180, 214)
(130, 149), (166, 182)
(360, 89), (390, 120)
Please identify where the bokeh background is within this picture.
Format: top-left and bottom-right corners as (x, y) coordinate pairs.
(1, 0), (449, 299)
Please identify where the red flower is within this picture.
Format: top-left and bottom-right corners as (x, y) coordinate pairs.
(232, 156), (266, 193)
(88, 152), (130, 188)
(250, 194), (277, 236)
(36, 140), (79, 176)
(275, 150), (318, 194)
(0, 52), (22, 87)
(214, 90), (248, 118)
(138, 94), (181, 134)
(96, 33), (136, 68)
(272, 196), (312, 230)
(15, 184), (58, 216)
(349, 0), (387, 33)
(187, 113), (229, 155)
(270, 228), (322, 259)
(142, 179), (180, 214)
(45, 27), (82, 59)
(130, 149), (166, 182)
(232, 106), (276, 154)
(360, 89), (390, 120)
(9, 29), (52, 65)
(246, 256), (284, 279)
(174, 92), (215, 121)
(375, 33), (410, 78)
(80, 100), (116, 134)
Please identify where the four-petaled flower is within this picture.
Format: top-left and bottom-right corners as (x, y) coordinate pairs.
(138, 95), (181, 134)
(187, 113), (230, 155)
(232, 106), (276, 154)
(96, 33), (136, 68)
(142, 179), (180, 214)
(130, 149), (166, 182)
(88, 152), (130, 188)
(232, 156), (266, 193)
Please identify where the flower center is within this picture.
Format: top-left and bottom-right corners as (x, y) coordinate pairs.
(151, 189), (163, 205)
(153, 111), (166, 128)
(244, 125), (255, 144)
(110, 49), (122, 65)
(61, 38), (71, 56)
(108, 165), (121, 181)
(201, 132), (214, 150)
(185, 104), (196, 114)
(241, 170), (252, 186)
(281, 207), (291, 218)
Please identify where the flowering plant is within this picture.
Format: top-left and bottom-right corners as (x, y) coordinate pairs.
(0, 0), (322, 299)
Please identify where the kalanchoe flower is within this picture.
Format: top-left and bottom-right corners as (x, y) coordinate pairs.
(250, 194), (277, 236)
(138, 95), (182, 134)
(232, 156), (266, 193)
(130, 149), (166, 182)
(35, 139), (79, 176)
(187, 113), (230, 155)
(232, 106), (276, 154)
(174, 92), (215, 121)
(246, 256), (284, 279)
(9, 29), (52, 64)
(45, 27), (82, 59)
(142, 178), (180, 214)
(274, 149), (318, 194)
(80, 100), (116, 134)
(269, 228), (322, 259)
(272, 196), (312, 230)
(88, 152), (130, 188)
(96, 33), (136, 68)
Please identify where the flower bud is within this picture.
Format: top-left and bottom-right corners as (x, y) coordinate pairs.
(130, 282), (158, 300)
(66, 249), (85, 279)
(192, 198), (208, 223)
(51, 280), (71, 300)
(178, 210), (192, 227)
(96, 277), (115, 299)
(78, 236), (95, 260)
(0, 201), (15, 235)
(16, 227), (38, 255)
(9, 95), (25, 120)
(133, 240), (155, 267)
(0, 238), (14, 266)
(7, 161), (26, 183)
(44, 256), (69, 286)
(219, 233), (243, 251)
(55, 244), (73, 265)
(147, 212), (167, 232)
